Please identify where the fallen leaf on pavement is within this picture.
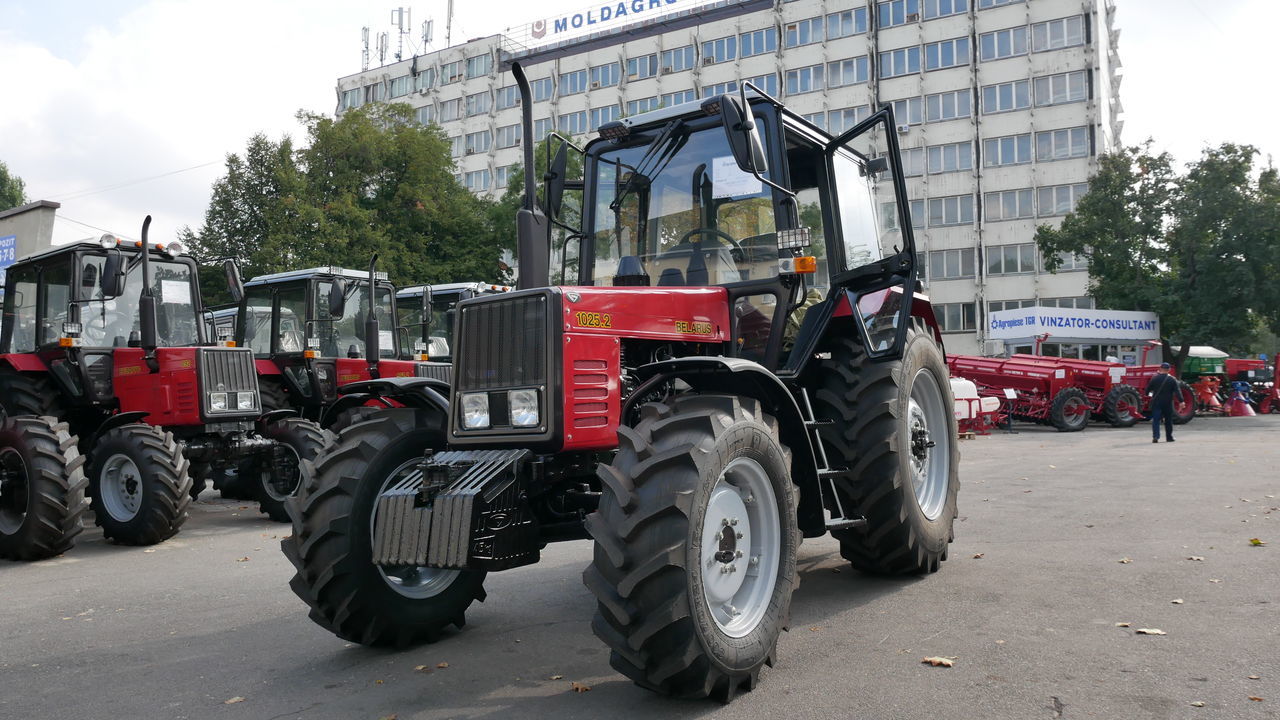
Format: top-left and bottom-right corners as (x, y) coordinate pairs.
(1248, 696), (1264, 702)
(236, 556), (250, 562)
(1135, 628), (1166, 635)
(922, 657), (955, 667)
(1118, 557), (1132, 564)
(1190, 701), (1205, 707)
(1248, 538), (1266, 546)
(143, 548), (156, 553)
(570, 681), (592, 693)
(436, 662), (449, 669)
(972, 553), (984, 559)
(1048, 465), (1056, 469)
(1187, 556), (1204, 561)
(413, 665), (431, 673)
(549, 674), (563, 680)
(809, 626), (820, 631)
(1209, 578), (1222, 583)
(1115, 622), (1131, 627)
(1249, 675), (1261, 680)
(380, 715), (398, 720)
(1171, 599), (1184, 604)
(375, 679), (384, 685)
(224, 697), (245, 705)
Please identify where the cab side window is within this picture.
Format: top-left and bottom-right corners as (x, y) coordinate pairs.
(40, 261), (72, 347)
(243, 286), (273, 356)
(4, 265), (38, 353)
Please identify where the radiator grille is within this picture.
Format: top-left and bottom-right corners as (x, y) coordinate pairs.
(199, 348), (259, 415)
(456, 293), (549, 391)
(416, 362), (453, 384)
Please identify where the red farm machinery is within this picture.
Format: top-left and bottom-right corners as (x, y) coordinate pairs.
(947, 354), (1091, 431)
(280, 63), (960, 701)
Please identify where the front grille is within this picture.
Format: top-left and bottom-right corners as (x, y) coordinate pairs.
(199, 348), (259, 415)
(456, 293), (549, 391)
(416, 362), (452, 383)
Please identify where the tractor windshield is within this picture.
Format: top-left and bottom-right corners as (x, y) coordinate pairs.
(590, 124), (779, 287)
(80, 254), (201, 347)
(314, 280), (396, 359)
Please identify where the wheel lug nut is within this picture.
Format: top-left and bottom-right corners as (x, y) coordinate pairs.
(729, 518), (738, 526)
(735, 550), (743, 558)
(750, 555), (759, 565)
(721, 518), (729, 526)
(736, 532), (743, 539)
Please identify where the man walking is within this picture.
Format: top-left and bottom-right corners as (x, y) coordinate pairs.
(1146, 362), (1178, 443)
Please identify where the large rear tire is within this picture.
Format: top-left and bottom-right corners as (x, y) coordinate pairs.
(1103, 385), (1142, 428)
(0, 416), (88, 561)
(0, 371), (65, 419)
(1171, 381), (1196, 424)
(585, 394), (799, 701)
(246, 417), (327, 522)
(282, 408), (486, 647)
(1050, 387), (1090, 432)
(258, 378), (290, 413)
(810, 328), (960, 575)
(88, 424), (191, 545)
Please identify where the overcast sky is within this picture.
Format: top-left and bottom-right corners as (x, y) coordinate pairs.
(1, 0), (1275, 246)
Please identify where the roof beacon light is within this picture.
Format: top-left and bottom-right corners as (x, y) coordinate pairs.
(164, 240), (185, 258)
(597, 120), (629, 140)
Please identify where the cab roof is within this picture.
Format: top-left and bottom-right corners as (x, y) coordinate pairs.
(245, 266), (390, 286)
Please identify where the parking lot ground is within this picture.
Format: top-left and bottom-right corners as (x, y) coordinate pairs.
(1, 415), (1278, 720)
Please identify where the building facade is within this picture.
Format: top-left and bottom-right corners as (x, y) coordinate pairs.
(335, 0), (1121, 354)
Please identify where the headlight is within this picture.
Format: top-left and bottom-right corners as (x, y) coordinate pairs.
(210, 392), (228, 411)
(461, 392), (490, 429)
(509, 389), (539, 428)
(62, 321), (83, 337)
(164, 240), (185, 257)
(236, 391), (256, 411)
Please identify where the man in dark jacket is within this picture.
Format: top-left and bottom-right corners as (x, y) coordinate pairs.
(1146, 362), (1178, 443)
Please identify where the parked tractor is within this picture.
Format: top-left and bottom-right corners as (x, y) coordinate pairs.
(0, 219), (325, 561)
(283, 64), (959, 701)
(395, 281), (509, 383)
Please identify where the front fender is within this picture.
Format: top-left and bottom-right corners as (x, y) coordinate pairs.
(324, 377), (449, 427)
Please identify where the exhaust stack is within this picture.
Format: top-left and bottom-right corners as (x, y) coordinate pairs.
(511, 61), (550, 290)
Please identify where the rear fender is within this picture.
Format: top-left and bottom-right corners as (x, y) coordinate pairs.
(628, 357), (826, 538)
(98, 411), (149, 436)
(0, 354), (49, 373)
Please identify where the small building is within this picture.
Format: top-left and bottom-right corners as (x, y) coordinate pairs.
(987, 305), (1161, 365)
(0, 200), (60, 291)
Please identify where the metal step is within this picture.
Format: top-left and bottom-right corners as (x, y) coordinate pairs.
(825, 517), (867, 531)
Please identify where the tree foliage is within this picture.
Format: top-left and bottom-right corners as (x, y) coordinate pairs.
(0, 160), (27, 211)
(1037, 142), (1280, 367)
(489, 136), (585, 283)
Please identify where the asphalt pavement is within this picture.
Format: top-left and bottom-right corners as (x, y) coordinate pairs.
(1, 415), (1278, 720)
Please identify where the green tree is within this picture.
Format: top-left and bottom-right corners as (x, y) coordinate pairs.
(1037, 142), (1280, 369)
(0, 161), (27, 211)
(490, 136), (585, 283)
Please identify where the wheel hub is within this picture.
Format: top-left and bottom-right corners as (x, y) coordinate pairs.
(99, 453), (143, 522)
(907, 369), (951, 522)
(261, 444), (303, 501)
(700, 457), (779, 639)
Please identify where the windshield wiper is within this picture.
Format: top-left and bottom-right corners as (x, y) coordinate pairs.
(609, 118), (685, 214)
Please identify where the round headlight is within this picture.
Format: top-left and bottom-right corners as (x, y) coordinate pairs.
(461, 392), (490, 429)
(98, 233), (119, 249)
(164, 240), (185, 257)
(509, 389), (539, 428)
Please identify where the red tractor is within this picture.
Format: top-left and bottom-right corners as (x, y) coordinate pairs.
(282, 64), (959, 701)
(0, 219), (326, 561)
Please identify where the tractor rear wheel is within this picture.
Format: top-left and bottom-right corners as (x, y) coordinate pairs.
(585, 394), (799, 701)
(88, 424), (191, 545)
(0, 416), (88, 561)
(1171, 381), (1196, 424)
(282, 408), (486, 647)
(1050, 387), (1090, 432)
(810, 328), (959, 575)
(258, 378), (290, 413)
(1103, 385), (1142, 428)
(0, 371), (65, 419)
(247, 417), (327, 522)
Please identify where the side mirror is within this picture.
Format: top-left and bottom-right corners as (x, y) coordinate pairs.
(328, 278), (347, 318)
(865, 156), (890, 176)
(223, 259), (245, 303)
(100, 251), (127, 298)
(544, 141), (569, 220)
(719, 95), (768, 175)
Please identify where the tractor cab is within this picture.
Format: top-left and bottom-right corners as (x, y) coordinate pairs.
(396, 281), (510, 364)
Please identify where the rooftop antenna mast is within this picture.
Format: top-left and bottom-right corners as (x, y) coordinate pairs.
(391, 7), (412, 60)
(445, 0), (454, 46)
(361, 26), (370, 71)
(377, 32), (388, 66)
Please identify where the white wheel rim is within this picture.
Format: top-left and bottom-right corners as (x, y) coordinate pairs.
(0, 448), (29, 534)
(260, 444), (303, 501)
(908, 368), (950, 521)
(100, 453), (143, 522)
(371, 457), (460, 599)
(700, 457), (780, 639)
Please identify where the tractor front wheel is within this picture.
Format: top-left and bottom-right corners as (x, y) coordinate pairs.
(1050, 387), (1091, 432)
(246, 417), (327, 522)
(585, 394), (799, 701)
(282, 408), (486, 647)
(0, 416), (88, 561)
(88, 424), (191, 545)
(1103, 385), (1142, 428)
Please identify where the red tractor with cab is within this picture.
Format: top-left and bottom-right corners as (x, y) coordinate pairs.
(283, 64), (959, 702)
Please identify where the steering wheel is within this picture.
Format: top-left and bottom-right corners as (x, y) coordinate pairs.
(674, 227), (745, 261)
(82, 309), (130, 346)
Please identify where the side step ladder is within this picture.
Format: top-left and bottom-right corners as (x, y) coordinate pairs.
(798, 388), (867, 532)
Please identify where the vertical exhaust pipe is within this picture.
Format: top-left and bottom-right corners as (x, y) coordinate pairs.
(365, 254), (381, 378)
(139, 216), (159, 369)
(511, 61), (550, 290)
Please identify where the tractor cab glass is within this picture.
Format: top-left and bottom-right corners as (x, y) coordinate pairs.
(78, 253), (201, 347)
(314, 280), (395, 359)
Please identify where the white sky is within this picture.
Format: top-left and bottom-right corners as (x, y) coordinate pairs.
(0, 0), (1275, 246)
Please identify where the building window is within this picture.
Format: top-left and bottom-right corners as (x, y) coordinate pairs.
(888, 97), (924, 125)
(448, 135), (464, 158)
(984, 188), (1035, 221)
(439, 98), (462, 122)
(703, 81), (739, 97)
(987, 243), (1037, 275)
(981, 79), (1030, 114)
(785, 64), (825, 95)
(802, 112), (827, 131)
(937, 302), (977, 333)
(927, 142), (973, 174)
(740, 28), (777, 57)
(341, 88), (362, 110)
(389, 75), (411, 98)
(589, 105), (620, 130)
(627, 54), (659, 79)
(441, 61), (464, 84)
(660, 45), (696, 73)
(925, 37), (969, 71)
(1034, 70), (1089, 106)
(496, 85), (520, 110)
(928, 195), (974, 227)
(465, 91), (491, 117)
(984, 134), (1032, 166)
(900, 147), (925, 177)
(1040, 296), (1095, 309)
(828, 57), (869, 88)
(1043, 251), (1088, 272)
(1037, 183), (1090, 216)
(829, 105), (872, 134)
(886, 198), (926, 230)
(626, 96), (659, 115)
(979, 27), (1028, 61)
(416, 68), (436, 91)
(560, 69), (588, 96)
(660, 89), (697, 106)
(495, 165), (515, 189)
(703, 36), (737, 63)
(531, 77), (554, 102)
(533, 117), (553, 142)
(590, 62), (620, 88)
(464, 169), (490, 192)
(826, 8), (868, 39)
(878, 0), (921, 29)
(978, 0), (1022, 7)
(928, 248), (976, 280)
(558, 110), (588, 135)
(925, 89), (971, 122)
(924, 0), (968, 19)
(466, 54), (492, 78)
(495, 123), (522, 149)
(464, 130), (491, 154)
(416, 105), (434, 125)
(1033, 16), (1086, 52)
(745, 74), (778, 96)
(879, 47), (921, 79)
(989, 299), (1037, 314)
(1036, 126), (1090, 161)
(363, 84), (384, 104)
(785, 17), (824, 48)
